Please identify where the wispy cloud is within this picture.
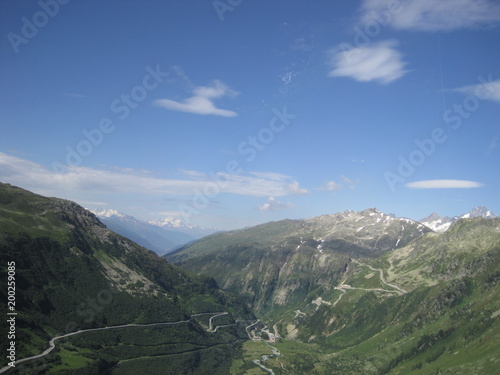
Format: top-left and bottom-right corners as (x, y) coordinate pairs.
(258, 197), (294, 212)
(179, 169), (207, 179)
(154, 80), (238, 117)
(5, 149), (35, 157)
(406, 179), (484, 189)
(286, 180), (309, 195)
(248, 172), (309, 195)
(321, 181), (342, 192)
(452, 79), (500, 103)
(360, 0), (500, 31)
(289, 37), (314, 52)
(340, 175), (356, 189)
(318, 175), (357, 191)
(76, 200), (111, 206)
(328, 40), (408, 84)
(486, 135), (499, 156)
(157, 211), (187, 218)
(0, 152), (307, 199)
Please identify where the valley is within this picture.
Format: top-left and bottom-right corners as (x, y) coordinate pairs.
(168, 210), (500, 374)
(229, 248), (499, 374)
(235, 258), (413, 374)
(3, 1), (500, 373)
(1, 182), (498, 374)
(0, 183), (254, 374)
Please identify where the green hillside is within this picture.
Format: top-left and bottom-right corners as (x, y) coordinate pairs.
(168, 208), (430, 262)
(166, 209), (430, 316)
(2, 182), (498, 374)
(0, 183), (254, 374)
(275, 218), (500, 374)
(168, 211), (500, 374)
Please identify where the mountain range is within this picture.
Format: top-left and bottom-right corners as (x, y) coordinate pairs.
(91, 206), (496, 258)
(166, 208), (432, 313)
(167, 206), (500, 374)
(1, 182), (499, 374)
(0, 183), (253, 374)
(92, 209), (217, 255)
(419, 206), (497, 233)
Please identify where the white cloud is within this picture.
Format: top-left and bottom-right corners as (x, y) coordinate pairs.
(154, 80), (238, 117)
(328, 40), (408, 84)
(245, 172), (308, 195)
(0, 152), (307, 199)
(405, 179), (484, 189)
(360, 0), (500, 31)
(322, 181), (342, 191)
(258, 197), (294, 212)
(318, 176), (357, 191)
(286, 180), (309, 195)
(340, 175), (356, 189)
(157, 211), (187, 217)
(452, 79), (500, 103)
(248, 171), (290, 181)
(179, 169), (207, 179)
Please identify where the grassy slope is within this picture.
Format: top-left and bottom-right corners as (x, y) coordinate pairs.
(166, 210), (432, 324)
(0, 183), (253, 374)
(229, 218), (500, 374)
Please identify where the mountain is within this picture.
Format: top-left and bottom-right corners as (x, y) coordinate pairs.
(167, 208), (500, 374)
(419, 212), (453, 232)
(166, 208), (431, 313)
(0, 183), (253, 374)
(420, 206), (497, 232)
(464, 206), (497, 219)
(3, 184), (498, 375)
(148, 217), (217, 239)
(92, 209), (216, 255)
(270, 217), (500, 374)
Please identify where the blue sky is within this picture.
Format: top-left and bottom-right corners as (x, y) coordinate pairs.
(1, 0), (500, 229)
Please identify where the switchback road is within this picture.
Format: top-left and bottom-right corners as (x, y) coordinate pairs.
(0, 312), (229, 373)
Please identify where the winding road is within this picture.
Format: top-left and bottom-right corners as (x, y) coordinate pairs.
(245, 319), (261, 339)
(0, 312), (231, 374)
(352, 259), (407, 295)
(332, 287), (347, 306)
(253, 358), (276, 375)
(328, 260), (407, 308)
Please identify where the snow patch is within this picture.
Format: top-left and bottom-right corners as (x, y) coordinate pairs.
(297, 239), (306, 250)
(316, 239), (325, 253)
(93, 209), (127, 218)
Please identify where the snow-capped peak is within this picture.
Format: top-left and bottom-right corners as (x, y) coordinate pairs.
(420, 206), (497, 233)
(149, 217), (188, 228)
(148, 217), (216, 231)
(92, 209), (128, 219)
(363, 207), (382, 216)
(420, 212), (442, 223)
(465, 206), (497, 219)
